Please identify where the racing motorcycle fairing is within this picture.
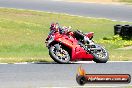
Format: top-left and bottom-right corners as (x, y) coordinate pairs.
(47, 32), (94, 61)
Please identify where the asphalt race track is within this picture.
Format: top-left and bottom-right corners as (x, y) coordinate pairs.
(0, 62), (132, 88)
(0, 0), (132, 87)
(0, 0), (132, 21)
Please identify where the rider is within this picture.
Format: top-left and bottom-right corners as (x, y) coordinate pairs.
(46, 23), (60, 42)
(49, 22), (61, 34)
(50, 22), (73, 35)
(49, 23), (93, 45)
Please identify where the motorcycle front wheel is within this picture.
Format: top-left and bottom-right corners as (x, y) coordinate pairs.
(49, 44), (70, 64)
(92, 45), (109, 63)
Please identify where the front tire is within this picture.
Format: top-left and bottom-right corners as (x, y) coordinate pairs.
(92, 45), (109, 63)
(49, 44), (70, 64)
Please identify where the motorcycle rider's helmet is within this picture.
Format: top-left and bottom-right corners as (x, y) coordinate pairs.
(50, 23), (60, 32)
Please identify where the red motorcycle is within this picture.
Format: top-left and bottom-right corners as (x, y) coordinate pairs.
(45, 24), (109, 63)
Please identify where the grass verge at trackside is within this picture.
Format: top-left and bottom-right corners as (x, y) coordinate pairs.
(120, 0), (132, 3)
(0, 8), (132, 63)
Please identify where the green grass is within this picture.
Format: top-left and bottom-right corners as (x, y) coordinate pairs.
(0, 8), (132, 63)
(119, 0), (132, 3)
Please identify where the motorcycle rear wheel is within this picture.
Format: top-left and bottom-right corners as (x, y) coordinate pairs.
(92, 45), (109, 63)
(49, 44), (70, 64)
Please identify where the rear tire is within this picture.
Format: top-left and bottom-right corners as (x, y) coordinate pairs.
(92, 45), (109, 63)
